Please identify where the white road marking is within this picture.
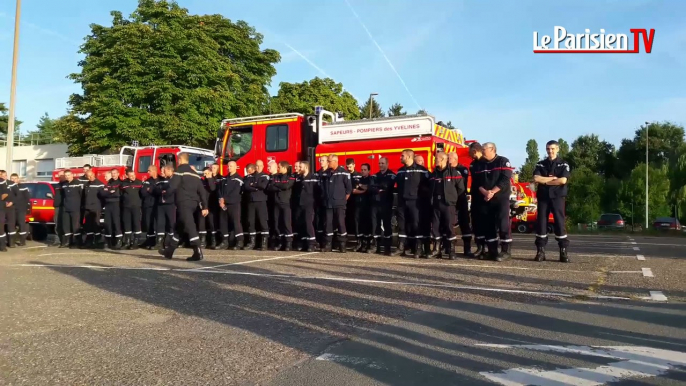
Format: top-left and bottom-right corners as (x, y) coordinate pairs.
(636, 254), (646, 260)
(13, 263), (170, 271)
(180, 252), (319, 271)
(629, 238), (635, 241)
(22, 245), (48, 249)
(631, 241), (637, 245)
(642, 268), (654, 277)
(477, 345), (686, 386)
(633, 246), (640, 251)
(608, 271), (642, 274)
(643, 291), (668, 301)
(316, 353), (385, 369)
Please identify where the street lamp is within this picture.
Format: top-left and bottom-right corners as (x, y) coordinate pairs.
(368, 93), (378, 119)
(5, 0), (21, 171)
(645, 121), (649, 229)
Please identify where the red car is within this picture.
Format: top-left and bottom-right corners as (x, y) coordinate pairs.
(22, 181), (58, 241)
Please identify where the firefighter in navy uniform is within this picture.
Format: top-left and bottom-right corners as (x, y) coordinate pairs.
(159, 153), (209, 261)
(141, 165), (161, 249)
(268, 161), (295, 251)
(198, 167), (219, 248)
(100, 169), (123, 249)
(60, 170), (85, 248)
(478, 142), (515, 261)
(5, 176), (19, 247)
(430, 152), (466, 259)
(468, 143), (487, 258)
(314, 156), (329, 247)
(82, 171), (105, 248)
(52, 171), (66, 247)
(294, 161), (318, 252)
(396, 149), (430, 258)
(448, 152), (475, 257)
(243, 163), (270, 250)
(533, 140), (571, 263)
(0, 177), (9, 251)
(9, 174), (30, 246)
(217, 161), (244, 250)
(210, 163), (225, 247)
(155, 165), (177, 248)
(345, 158), (363, 250)
(413, 155), (433, 258)
(120, 169), (144, 249)
(321, 155), (352, 253)
(353, 163), (373, 253)
(368, 157), (396, 255)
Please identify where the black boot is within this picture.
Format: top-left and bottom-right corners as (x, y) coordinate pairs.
(463, 239), (474, 258)
(411, 239), (420, 259)
(447, 240), (456, 260)
(96, 235), (106, 249)
(487, 242), (499, 261)
(59, 235), (70, 248)
(151, 235), (163, 250)
(397, 239), (407, 256)
(355, 238), (365, 253)
(158, 244), (175, 259)
(113, 237), (123, 250)
(431, 239), (443, 259)
(259, 234), (268, 251)
(245, 235), (255, 250)
(207, 233), (216, 250)
(213, 238), (228, 250)
(18, 233), (27, 246)
(122, 234), (131, 250)
(281, 239), (292, 252)
(7, 233), (16, 248)
(0, 237), (6, 252)
(338, 237), (347, 253)
(271, 235), (280, 251)
(476, 241), (487, 260)
(199, 234), (207, 248)
(534, 246), (546, 262)
(376, 238), (384, 254)
(130, 234), (140, 250)
(420, 240), (431, 258)
(82, 235), (93, 249)
(497, 243), (511, 262)
(559, 247), (569, 263)
(187, 245), (204, 261)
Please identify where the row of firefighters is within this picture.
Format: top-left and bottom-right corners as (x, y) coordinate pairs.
(49, 142), (571, 262)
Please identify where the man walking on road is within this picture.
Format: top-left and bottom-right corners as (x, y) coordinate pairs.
(533, 140), (571, 263)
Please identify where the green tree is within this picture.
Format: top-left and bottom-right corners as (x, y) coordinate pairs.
(359, 98), (384, 119)
(270, 77), (359, 120)
(387, 103), (406, 117)
(26, 113), (58, 140)
(63, 0), (280, 155)
(616, 121), (685, 177)
(0, 102), (22, 135)
(617, 163), (671, 225)
(445, 121), (456, 130)
(518, 139), (539, 182)
(557, 138), (570, 160)
(566, 167), (604, 224)
(567, 134), (615, 175)
(417, 109), (428, 115)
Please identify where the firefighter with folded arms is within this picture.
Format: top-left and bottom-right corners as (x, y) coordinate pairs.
(120, 169), (144, 249)
(81, 170), (105, 249)
(293, 161), (319, 251)
(243, 163), (270, 250)
(368, 157), (396, 255)
(430, 152), (465, 259)
(60, 170), (84, 248)
(478, 142), (515, 261)
(158, 152), (208, 261)
(155, 165), (177, 248)
(321, 154), (352, 253)
(395, 149), (430, 258)
(468, 142), (487, 258)
(140, 165), (161, 249)
(533, 140), (571, 263)
(100, 168), (123, 250)
(216, 161), (244, 250)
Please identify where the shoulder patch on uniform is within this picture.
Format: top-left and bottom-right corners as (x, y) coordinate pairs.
(506, 162), (511, 167)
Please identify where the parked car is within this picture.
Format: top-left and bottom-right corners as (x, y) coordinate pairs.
(652, 217), (682, 231)
(22, 181), (58, 241)
(597, 213), (625, 229)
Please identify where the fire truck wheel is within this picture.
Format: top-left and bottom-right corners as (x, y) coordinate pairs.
(516, 223), (528, 234)
(30, 224), (48, 242)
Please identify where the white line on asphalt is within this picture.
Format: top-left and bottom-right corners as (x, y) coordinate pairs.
(642, 268), (654, 277)
(12, 263), (171, 271)
(641, 291), (668, 301)
(22, 245), (48, 249)
(636, 254), (646, 260)
(629, 238), (635, 241)
(183, 252), (319, 271)
(316, 353), (385, 369)
(608, 271), (642, 274)
(476, 345), (686, 386)
(631, 241), (637, 245)
(633, 247), (640, 251)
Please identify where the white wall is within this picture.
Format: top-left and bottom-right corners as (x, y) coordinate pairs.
(0, 144), (69, 181)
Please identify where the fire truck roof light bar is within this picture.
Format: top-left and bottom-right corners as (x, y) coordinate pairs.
(221, 113), (304, 125)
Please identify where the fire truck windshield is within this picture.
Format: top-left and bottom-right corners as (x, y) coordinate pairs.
(188, 154), (216, 172)
(226, 127), (253, 161)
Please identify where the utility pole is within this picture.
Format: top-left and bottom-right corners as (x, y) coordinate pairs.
(368, 93), (378, 119)
(645, 121), (649, 230)
(5, 0), (21, 171)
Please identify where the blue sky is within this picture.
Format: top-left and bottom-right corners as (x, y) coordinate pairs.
(1, 0), (685, 166)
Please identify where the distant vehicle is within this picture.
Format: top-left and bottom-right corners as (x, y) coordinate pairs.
(653, 217), (682, 231)
(22, 181), (58, 241)
(597, 213), (625, 229)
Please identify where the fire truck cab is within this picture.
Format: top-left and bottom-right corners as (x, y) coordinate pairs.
(215, 108), (470, 176)
(52, 145), (216, 182)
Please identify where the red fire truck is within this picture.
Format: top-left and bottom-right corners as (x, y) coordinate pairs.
(510, 181), (555, 233)
(51, 145), (216, 182)
(214, 109), (469, 176)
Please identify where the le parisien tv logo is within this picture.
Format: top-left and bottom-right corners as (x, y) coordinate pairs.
(533, 26), (655, 53)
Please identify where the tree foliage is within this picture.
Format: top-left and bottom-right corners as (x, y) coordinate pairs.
(557, 138), (569, 160)
(387, 103), (406, 117)
(566, 167), (604, 224)
(518, 139), (539, 183)
(27, 113), (58, 139)
(617, 163), (671, 225)
(63, 0), (279, 155)
(0, 102), (22, 135)
(359, 98), (384, 119)
(270, 77), (360, 119)
(567, 134), (614, 175)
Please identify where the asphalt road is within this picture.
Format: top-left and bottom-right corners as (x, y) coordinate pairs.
(1, 233), (685, 385)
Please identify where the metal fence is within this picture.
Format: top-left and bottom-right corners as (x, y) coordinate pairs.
(0, 133), (59, 146)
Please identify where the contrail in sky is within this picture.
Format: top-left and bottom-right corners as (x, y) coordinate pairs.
(343, 0), (422, 111)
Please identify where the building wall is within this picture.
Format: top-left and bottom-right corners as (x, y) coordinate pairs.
(0, 144), (69, 181)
